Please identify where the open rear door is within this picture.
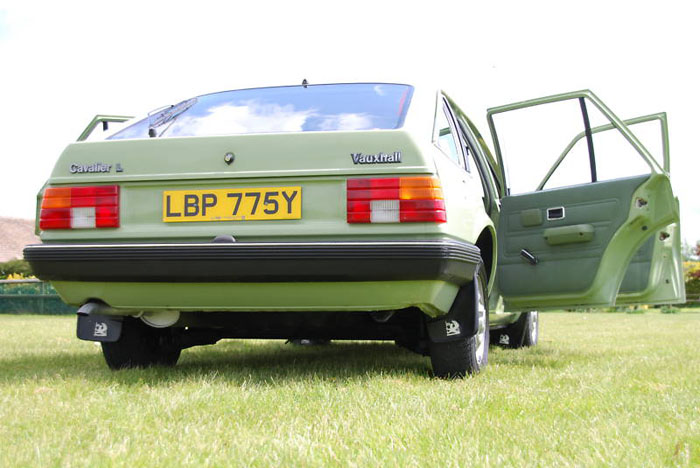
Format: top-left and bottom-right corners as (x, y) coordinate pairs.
(487, 90), (684, 311)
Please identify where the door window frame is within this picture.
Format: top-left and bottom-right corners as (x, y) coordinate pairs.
(433, 96), (467, 171)
(536, 112), (670, 191)
(456, 116), (497, 215)
(486, 90), (665, 196)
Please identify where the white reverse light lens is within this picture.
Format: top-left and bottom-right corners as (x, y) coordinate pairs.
(71, 207), (96, 228)
(370, 200), (400, 223)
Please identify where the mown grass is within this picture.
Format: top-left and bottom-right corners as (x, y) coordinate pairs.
(0, 312), (698, 467)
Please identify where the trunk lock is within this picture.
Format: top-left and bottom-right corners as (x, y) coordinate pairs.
(224, 152), (235, 165)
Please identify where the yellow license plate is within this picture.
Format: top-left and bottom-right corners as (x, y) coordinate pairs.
(163, 187), (301, 222)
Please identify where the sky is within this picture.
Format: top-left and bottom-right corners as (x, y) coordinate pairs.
(0, 0), (698, 243)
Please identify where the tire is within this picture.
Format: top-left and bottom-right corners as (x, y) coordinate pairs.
(429, 265), (489, 378)
(490, 311), (539, 349)
(101, 317), (181, 369)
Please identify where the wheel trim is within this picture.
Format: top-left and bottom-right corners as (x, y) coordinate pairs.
(530, 311), (539, 343)
(475, 277), (487, 367)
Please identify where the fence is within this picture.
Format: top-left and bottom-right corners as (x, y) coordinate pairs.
(0, 279), (75, 314)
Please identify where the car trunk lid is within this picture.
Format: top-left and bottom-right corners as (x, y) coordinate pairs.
(40, 131), (441, 243)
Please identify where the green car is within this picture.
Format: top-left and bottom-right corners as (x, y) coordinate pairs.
(24, 83), (685, 378)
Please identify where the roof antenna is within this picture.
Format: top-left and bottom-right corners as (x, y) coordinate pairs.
(302, 79), (308, 88)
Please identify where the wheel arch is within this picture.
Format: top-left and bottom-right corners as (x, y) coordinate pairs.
(475, 226), (497, 290)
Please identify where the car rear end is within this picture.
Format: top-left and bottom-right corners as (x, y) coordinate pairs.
(24, 83), (481, 355)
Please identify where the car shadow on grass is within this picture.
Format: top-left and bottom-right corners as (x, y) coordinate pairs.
(173, 341), (432, 383)
(0, 341), (433, 385)
(0, 340), (596, 386)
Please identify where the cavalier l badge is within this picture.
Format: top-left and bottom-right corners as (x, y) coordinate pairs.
(70, 163), (112, 174)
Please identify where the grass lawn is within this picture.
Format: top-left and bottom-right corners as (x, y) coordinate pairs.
(0, 312), (698, 467)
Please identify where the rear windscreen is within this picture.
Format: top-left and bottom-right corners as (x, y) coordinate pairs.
(109, 83), (413, 140)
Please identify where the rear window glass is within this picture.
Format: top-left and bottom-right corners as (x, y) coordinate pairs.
(109, 83), (413, 140)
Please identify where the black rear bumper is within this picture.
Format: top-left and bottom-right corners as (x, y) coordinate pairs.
(24, 240), (481, 284)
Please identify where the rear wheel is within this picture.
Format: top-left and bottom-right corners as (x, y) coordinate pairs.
(429, 266), (489, 378)
(101, 317), (181, 369)
(490, 311), (539, 349)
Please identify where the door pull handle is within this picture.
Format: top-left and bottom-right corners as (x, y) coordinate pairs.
(520, 249), (538, 265)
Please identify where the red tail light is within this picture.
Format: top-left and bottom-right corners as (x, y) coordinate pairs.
(40, 185), (120, 230)
(347, 177), (446, 223)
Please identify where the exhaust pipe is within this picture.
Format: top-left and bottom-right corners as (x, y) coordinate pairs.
(140, 310), (181, 328)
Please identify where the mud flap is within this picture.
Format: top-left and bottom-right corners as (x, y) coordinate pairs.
(426, 274), (479, 343)
(77, 313), (123, 342)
